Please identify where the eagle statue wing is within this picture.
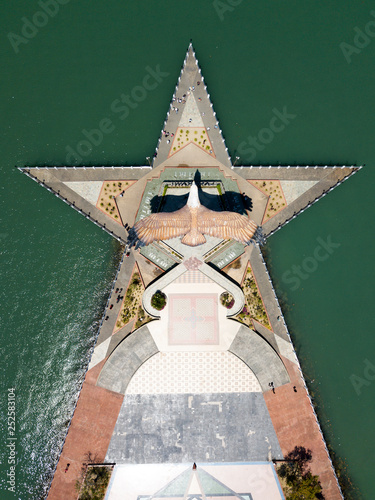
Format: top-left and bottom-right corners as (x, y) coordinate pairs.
(132, 206), (191, 245)
(197, 206), (257, 244)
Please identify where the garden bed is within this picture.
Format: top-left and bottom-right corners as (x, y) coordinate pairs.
(235, 264), (271, 330)
(96, 180), (136, 224)
(115, 267), (151, 332)
(77, 465), (113, 500)
(249, 180), (286, 223)
(170, 127), (214, 156)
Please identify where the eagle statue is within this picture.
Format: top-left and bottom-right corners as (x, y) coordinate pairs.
(128, 182), (258, 248)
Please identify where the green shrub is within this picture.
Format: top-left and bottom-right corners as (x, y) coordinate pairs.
(77, 466), (112, 500)
(277, 447), (323, 500)
(151, 290), (167, 310)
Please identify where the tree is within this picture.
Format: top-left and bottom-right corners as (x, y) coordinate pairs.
(75, 452), (113, 500)
(287, 473), (323, 500)
(278, 446), (323, 500)
(151, 290), (167, 310)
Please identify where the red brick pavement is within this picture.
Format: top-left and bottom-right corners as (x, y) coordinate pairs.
(47, 360), (123, 500)
(264, 356), (342, 500)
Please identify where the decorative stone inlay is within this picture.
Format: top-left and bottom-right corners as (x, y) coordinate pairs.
(184, 256), (203, 270)
(168, 293), (219, 345)
(178, 92), (205, 127)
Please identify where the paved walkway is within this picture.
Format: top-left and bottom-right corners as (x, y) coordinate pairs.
(264, 357), (343, 500)
(153, 45), (232, 169)
(87, 249), (142, 372)
(97, 256), (290, 396)
(97, 324), (158, 395)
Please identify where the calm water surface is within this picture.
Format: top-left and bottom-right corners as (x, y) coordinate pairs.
(0, 1), (374, 498)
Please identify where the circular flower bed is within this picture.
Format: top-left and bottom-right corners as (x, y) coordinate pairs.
(151, 290), (167, 311)
(220, 292), (234, 309)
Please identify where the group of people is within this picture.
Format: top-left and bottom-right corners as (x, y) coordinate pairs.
(104, 287), (124, 320)
(162, 129), (175, 145)
(171, 94), (185, 114)
(115, 287), (124, 304)
(162, 130), (174, 138)
(268, 381), (298, 394)
(171, 80), (201, 113)
(162, 79), (220, 150)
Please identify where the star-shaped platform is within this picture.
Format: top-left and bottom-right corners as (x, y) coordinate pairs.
(20, 44), (360, 500)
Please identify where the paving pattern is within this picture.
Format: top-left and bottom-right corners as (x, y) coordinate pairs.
(168, 293), (218, 345)
(125, 351), (262, 394)
(175, 269), (213, 283)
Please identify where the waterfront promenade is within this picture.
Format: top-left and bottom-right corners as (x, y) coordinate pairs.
(20, 45), (360, 499)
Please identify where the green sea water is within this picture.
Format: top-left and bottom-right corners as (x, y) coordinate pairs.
(1, 1), (374, 498)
